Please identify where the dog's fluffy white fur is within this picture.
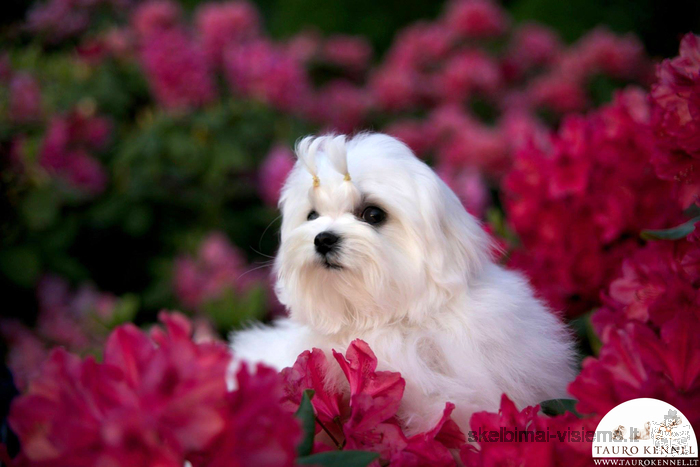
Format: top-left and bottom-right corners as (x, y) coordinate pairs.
(231, 133), (575, 434)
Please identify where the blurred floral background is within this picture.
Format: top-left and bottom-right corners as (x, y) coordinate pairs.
(1, 0), (699, 465)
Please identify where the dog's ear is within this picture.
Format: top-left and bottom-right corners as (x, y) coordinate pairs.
(415, 173), (492, 291)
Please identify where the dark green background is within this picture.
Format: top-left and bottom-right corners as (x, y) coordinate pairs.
(2, 0), (699, 58)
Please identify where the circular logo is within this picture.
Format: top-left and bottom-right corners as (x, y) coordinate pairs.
(592, 398), (697, 458)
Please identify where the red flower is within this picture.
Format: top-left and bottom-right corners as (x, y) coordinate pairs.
(650, 33), (700, 207)
(569, 317), (700, 428)
(195, 1), (260, 66)
(390, 403), (465, 467)
(9, 313), (232, 466)
(504, 89), (682, 316)
(437, 50), (502, 103)
(311, 80), (372, 133)
(385, 119), (435, 157)
(8, 73), (42, 123)
(194, 363), (301, 467)
(258, 144), (295, 207)
(369, 63), (423, 112)
(140, 28), (216, 111)
(461, 395), (596, 467)
(571, 231), (700, 427)
(39, 110), (110, 194)
(281, 340), (463, 464)
(503, 24), (561, 78)
(386, 23), (455, 69)
(132, 0), (181, 39)
(430, 105), (509, 176)
(224, 40), (311, 112)
(443, 0), (509, 39)
(173, 232), (264, 310)
(322, 35), (373, 73)
(280, 348), (344, 426)
(595, 240), (700, 340)
(437, 164), (490, 218)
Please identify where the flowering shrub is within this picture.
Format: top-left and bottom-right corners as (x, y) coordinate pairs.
(2, 0), (700, 464)
(1, 274), (137, 391)
(5, 316), (594, 467)
(281, 340), (464, 464)
(503, 89), (683, 316)
(8, 312), (300, 467)
(649, 34), (700, 208)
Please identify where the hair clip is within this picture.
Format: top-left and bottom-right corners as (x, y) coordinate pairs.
(313, 175), (320, 187)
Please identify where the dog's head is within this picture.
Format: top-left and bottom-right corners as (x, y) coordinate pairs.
(275, 133), (491, 334)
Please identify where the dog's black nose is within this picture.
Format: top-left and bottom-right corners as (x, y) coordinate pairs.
(314, 231), (340, 255)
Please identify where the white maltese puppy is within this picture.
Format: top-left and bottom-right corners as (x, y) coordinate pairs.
(231, 133), (575, 434)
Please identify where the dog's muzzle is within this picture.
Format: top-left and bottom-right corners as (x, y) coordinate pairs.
(314, 231), (340, 256)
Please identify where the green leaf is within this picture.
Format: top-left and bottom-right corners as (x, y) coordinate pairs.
(21, 187), (60, 230)
(295, 389), (316, 457)
(107, 294), (140, 328)
(0, 246), (41, 287)
(539, 399), (581, 418)
(297, 451), (379, 467)
(203, 285), (267, 331)
(641, 216), (700, 241)
(569, 310), (602, 357)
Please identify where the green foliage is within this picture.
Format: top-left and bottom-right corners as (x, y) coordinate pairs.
(297, 451), (380, 467)
(539, 398), (582, 418)
(0, 46), (311, 327)
(641, 216), (700, 241)
(295, 389), (317, 457)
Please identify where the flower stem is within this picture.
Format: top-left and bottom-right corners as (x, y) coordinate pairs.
(316, 415), (343, 450)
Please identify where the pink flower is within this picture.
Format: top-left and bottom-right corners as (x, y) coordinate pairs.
(369, 63), (422, 112)
(311, 80), (372, 133)
(39, 111), (111, 194)
(192, 363), (301, 467)
(386, 22), (455, 69)
(594, 238), (700, 343)
(0, 275), (122, 383)
(437, 164), (490, 218)
(385, 119), (435, 157)
(437, 50), (501, 103)
(173, 232), (263, 310)
(431, 105), (510, 176)
(321, 35), (373, 72)
(461, 395), (596, 466)
(0, 321), (48, 391)
(443, 0), (509, 39)
(103, 27), (135, 59)
(285, 31), (323, 64)
(8, 73), (42, 123)
(650, 33), (700, 207)
(195, 1), (260, 66)
(571, 28), (648, 81)
(498, 110), (551, 154)
(503, 89), (683, 316)
(224, 40), (311, 112)
(503, 24), (561, 78)
(140, 29), (216, 111)
(280, 348), (343, 426)
(132, 0), (181, 39)
(281, 340), (463, 464)
(26, 0), (90, 42)
(569, 317), (700, 428)
(527, 71), (588, 114)
(9, 313), (232, 466)
(258, 144), (295, 207)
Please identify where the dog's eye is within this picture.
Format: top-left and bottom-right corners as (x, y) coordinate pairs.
(307, 210), (319, 221)
(361, 206), (386, 225)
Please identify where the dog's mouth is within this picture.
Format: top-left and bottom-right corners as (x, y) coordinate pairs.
(321, 258), (343, 270)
